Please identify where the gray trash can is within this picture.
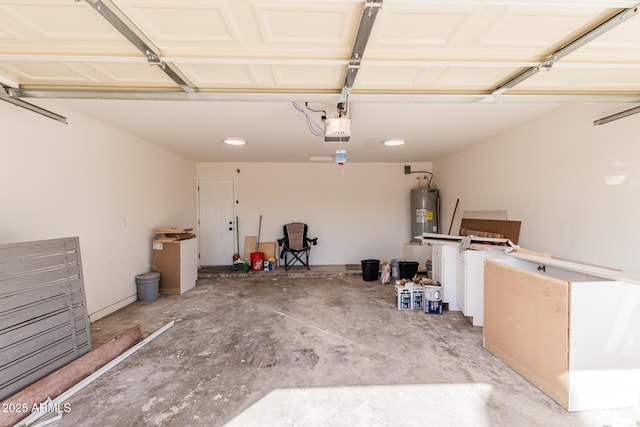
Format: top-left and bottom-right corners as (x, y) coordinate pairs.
(390, 259), (404, 280)
(136, 272), (160, 302)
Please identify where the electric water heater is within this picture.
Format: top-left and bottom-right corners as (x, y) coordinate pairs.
(410, 188), (439, 242)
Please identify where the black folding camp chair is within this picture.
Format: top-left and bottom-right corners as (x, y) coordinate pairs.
(277, 222), (318, 271)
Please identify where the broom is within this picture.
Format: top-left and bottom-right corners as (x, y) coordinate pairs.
(256, 214), (262, 252)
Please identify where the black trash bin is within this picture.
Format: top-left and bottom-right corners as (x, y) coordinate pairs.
(361, 259), (380, 281)
(398, 261), (419, 279)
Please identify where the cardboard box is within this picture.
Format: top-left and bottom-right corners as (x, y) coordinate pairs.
(244, 238), (279, 267)
(258, 242), (278, 267)
(243, 236), (257, 263)
(459, 218), (521, 244)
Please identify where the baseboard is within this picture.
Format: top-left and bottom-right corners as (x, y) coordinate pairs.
(89, 294), (137, 323)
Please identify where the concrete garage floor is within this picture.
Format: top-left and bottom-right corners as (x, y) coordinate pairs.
(50, 266), (639, 427)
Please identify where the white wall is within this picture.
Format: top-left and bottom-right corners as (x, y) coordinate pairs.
(433, 103), (640, 274)
(0, 101), (197, 321)
(197, 162), (434, 265)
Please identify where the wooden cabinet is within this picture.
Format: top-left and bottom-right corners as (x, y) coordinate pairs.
(484, 256), (640, 411)
(152, 238), (198, 295)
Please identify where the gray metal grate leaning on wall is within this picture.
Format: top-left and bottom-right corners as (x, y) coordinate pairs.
(0, 237), (91, 401)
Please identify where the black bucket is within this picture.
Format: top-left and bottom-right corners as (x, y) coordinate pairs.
(398, 261), (419, 279)
(361, 259), (380, 281)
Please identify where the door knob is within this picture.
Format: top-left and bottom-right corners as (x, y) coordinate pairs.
(228, 227), (233, 231)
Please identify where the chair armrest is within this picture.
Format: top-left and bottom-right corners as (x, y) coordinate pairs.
(277, 238), (285, 247)
(308, 238), (318, 246)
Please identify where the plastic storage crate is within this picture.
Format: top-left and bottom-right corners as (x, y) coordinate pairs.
(412, 284), (424, 310)
(395, 285), (413, 310)
(425, 300), (443, 314)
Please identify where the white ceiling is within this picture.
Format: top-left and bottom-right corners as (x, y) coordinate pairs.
(2, 0), (640, 162)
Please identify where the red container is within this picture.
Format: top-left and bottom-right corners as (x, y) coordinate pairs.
(250, 252), (264, 271)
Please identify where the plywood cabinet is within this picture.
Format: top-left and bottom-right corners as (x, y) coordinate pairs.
(484, 256), (640, 411)
(152, 238), (198, 295)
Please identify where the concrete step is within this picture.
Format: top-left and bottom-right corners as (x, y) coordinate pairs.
(198, 264), (365, 279)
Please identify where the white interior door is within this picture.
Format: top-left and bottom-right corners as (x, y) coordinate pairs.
(198, 178), (235, 266)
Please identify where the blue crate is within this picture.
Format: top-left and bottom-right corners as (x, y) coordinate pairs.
(425, 300), (443, 315)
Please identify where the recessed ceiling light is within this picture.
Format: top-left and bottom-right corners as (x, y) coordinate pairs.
(224, 138), (246, 146)
(383, 139), (405, 146)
